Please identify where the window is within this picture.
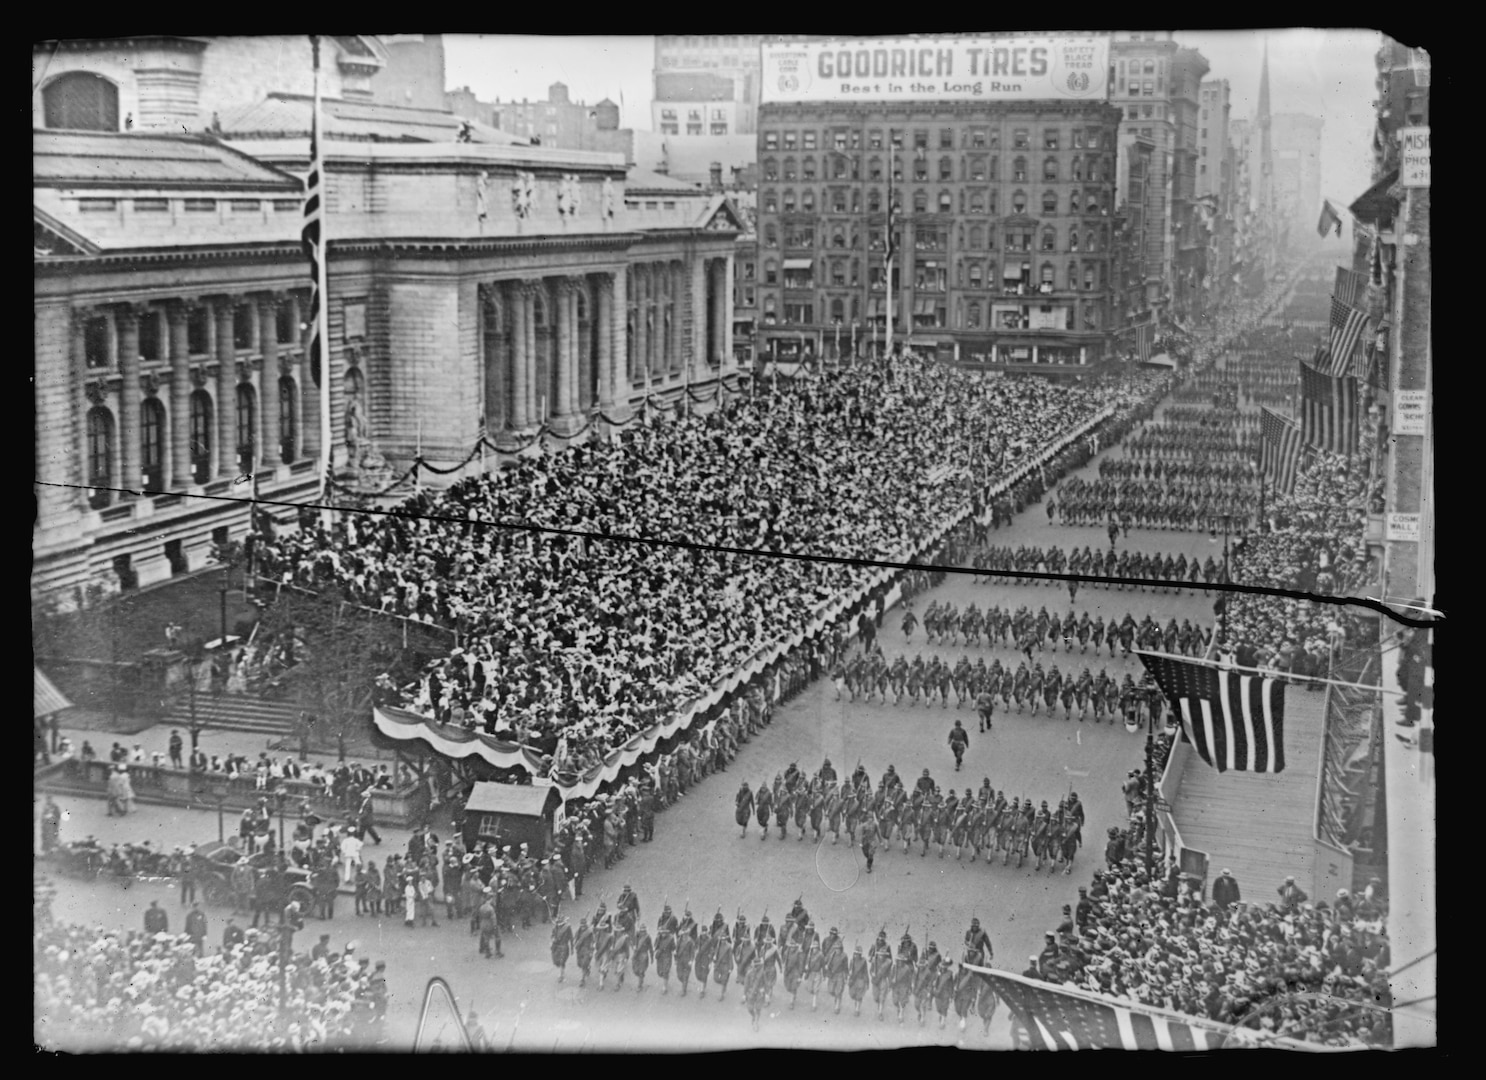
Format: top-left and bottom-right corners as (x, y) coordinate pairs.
(1084, 265), (1095, 291)
(1044, 130), (1060, 151)
(801, 190), (815, 212)
(939, 157), (953, 181)
(783, 190), (795, 212)
(762, 295), (777, 325)
(1072, 130), (1085, 150)
(763, 158), (778, 181)
(1013, 157), (1027, 182)
(830, 298), (844, 321)
(869, 129), (883, 150)
(230, 200), (260, 213)
(1044, 157), (1058, 181)
(868, 188), (881, 212)
(1041, 228), (1056, 252)
(236, 384), (256, 474)
(783, 157), (796, 181)
(764, 190), (778, 213)
(661, 109), (678, 121)
(969, 262), (983, 288)
(710, 123), (727, 135)
(189, 390), (212, 484)
(783, 131), (797, 150)
(764, 132), (778, 150)
(764, 259), (777, 284)
(802, 157), (816, 180)
(78, 198), (117, 213)
(764, 225), (778, 248)
(233, 305), (254, 350)
(1041, 263), (1055, 286)
(967, 301), (981, 328)
(43, 71), (120, 131)
(137, 310), (161, 362)
(713, 108), (728, 120)
(938, 190), (952, 212)
(279, 376), (297, 464)
(84, 316), (110, 368)
(86, 406), (114, 507)
(743, 261), (755, 281)
(914, 158), (928, 182)
(1013, 130), (1029, 150)
(969, 156), (986, 182)
(660, 123), (678, 135)
(1073, 158), (1084, 182)
(1087, 131), (1100, 149)
(970, 192), (985, 214)
(850, 130), (861, 149)
(140, 397), (165, 490)
(913, 191), (927, 213)
(831, 223), (846, 246)
(133, 198), (168, 213)
(188, 308), (209, 355)
(971, 128), (987, 148)
(868, 156), (882, 181)
(803, 131), (817, 150)
(914, 130), (928, 152)
(1012, 190), (1026, 214)
(1069, 191), (1080, 214)
(969, 225), (983, 249)
(939, 128), (954, 150)
(1070, 228), (1080, 252)
(184, 199), (216, 213)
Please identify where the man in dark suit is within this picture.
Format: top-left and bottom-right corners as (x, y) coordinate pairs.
(184, 902), (208, 956)
(144, 900), (169, 935)
(1212, 868), (1241, 911)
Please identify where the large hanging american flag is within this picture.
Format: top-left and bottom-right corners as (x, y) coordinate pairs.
(1260, 406), (1304, 495)
(1333, 266), (1366, 308)
(1299, 358), (1357, 456)
(1327, 299), (1370, 380)
(1139, 653), (1287, 773)
(302, 35), (325, 389)
(1133, 322), (1153, 363)
(971, 966), (1279, 1051)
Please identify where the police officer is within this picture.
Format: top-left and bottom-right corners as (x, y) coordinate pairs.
(948, 720), (969, 771)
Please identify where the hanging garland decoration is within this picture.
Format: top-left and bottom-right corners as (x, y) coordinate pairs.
(327, 459), (420, 498)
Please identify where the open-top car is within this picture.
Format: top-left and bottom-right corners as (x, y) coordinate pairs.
(192, 839), (315, 911)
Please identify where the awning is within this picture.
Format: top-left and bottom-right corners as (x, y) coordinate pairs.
(1002, 264), (1021, 278)
(1142, 353), (1178, 369)
(783, 258), (814, 270)
(1349, 168), (1401, 226)
(35, 666), (72, 720)
(465, 781), (561, 818)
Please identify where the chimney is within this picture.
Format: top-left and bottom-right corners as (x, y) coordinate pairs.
(709, 161), (723, 191)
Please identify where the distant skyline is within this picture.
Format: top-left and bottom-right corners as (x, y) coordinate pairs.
(443, 29), (1382, 200)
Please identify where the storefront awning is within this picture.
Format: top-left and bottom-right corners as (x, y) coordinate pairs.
(783, 258), (814, 270)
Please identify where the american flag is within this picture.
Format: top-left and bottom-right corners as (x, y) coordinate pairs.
(1139, 653), (1287, 773)
(1327, 299), (1370, 380)
(1133, 322), (1153, 363)
(1299, 358), (1358, 455)
(972, 966), (1232, 1050)
(1260, 406), (1304, 495)
(1333, 266), (1366, 308)
(302, 35), (325, 390)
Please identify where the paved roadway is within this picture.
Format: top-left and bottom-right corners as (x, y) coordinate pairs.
(39, 394), (1240, 1052)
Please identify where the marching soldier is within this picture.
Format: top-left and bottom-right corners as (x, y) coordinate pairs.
(550, 915), (572, 980)
(711, 921), (734, 1000)
(948, 719), (969, 771)
(675, 910), (698, 997)
(631, 922), (653, 992)
(654, 905), (678, 993)
(735, 781), (754, 839)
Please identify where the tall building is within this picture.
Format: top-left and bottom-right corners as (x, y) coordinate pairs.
(370, 34), (448, 111)
(34, 37), (742, 602)
(652, 35), (764, 136)
(1196, 79), (1230, 200)
(1271, 112), (1324, 241)
(1110, 31), (1179, 319)
(754, 35), (1120, 373)
(1168, 47), (1210, 321)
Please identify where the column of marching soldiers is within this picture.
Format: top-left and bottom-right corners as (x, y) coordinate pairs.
(547, 885), (1006, 1034)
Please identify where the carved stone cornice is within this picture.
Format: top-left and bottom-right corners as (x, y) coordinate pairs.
(141, 372), (162, 397)
(190, 366), (210, 389)
(277, 355), (295, 378)
(83, 379), (108, 405)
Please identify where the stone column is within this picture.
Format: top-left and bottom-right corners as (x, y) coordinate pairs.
(258, 294), (281, 470)
(596, 274), (614, 409)
(610, 268), (628, 411)
(636, 266), (650, 383)
(213, 298), (237, 479)
(577, 279), (593, 412)
(510, 282), (529, 429)
(166, 302), (192, 487)
(708, 259), (724, 368)
(523, 280), (540, 424)
(673, 261), (687, 373)
(688, 257), (706, 378)
(70, 310), (90, 509)
(116, 305), (142, 496)
(554, 278), (574, 419)
(722, 254), (735, 371)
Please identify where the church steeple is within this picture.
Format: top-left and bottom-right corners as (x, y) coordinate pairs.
(1258, 36), (1271, 131)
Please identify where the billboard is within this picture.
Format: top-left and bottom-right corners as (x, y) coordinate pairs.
(761, 36), (1109, 105)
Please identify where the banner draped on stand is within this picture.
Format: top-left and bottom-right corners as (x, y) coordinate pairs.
(371, 403), (1117, 807)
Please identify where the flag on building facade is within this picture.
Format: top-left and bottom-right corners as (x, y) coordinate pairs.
(1133, 322), (1153, 363)
(1260, 406), (1304, 495)
(302, 40), (325, 389)
(1316, 199), (1341, 238)
(1328, 299), (1371, 379)
(1333, 266), (1366, 308)
(970, 967), (1239, 1050)
(1300, 358), (1358, 455)
(1138, 653), (1288, 773)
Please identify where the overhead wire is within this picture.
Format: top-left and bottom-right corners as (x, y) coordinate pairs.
(39, 480), (1443, 629)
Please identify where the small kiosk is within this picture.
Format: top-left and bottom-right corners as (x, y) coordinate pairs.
(461, 782), (562, 858)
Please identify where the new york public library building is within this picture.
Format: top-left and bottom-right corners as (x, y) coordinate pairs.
(34, 128), (743, 600)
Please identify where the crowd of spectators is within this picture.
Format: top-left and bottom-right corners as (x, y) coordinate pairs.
(1033, 851), (1392, 1046)
(33, 876), (387, 1052)
(1222, 417), (1384, 674)
(255, 355), (1167, 768)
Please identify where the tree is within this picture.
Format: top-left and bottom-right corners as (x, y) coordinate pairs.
(253, 584), (415, 756)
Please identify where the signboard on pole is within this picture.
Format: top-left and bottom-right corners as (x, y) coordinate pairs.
(1386, 513), (1421, 543)
(1393, 389), (1427, 435)
(1399, 127), (1430, 188)
(761, 35), (1110, 105)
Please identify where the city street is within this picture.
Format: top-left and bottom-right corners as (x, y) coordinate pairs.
(41, 392), (1233, 1051)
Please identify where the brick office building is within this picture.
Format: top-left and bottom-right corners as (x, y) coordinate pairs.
(754, 35), (1121, 375)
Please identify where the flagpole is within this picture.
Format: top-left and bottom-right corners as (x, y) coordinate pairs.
(884, 137), (895, 360)
(1134, 649), (1404, 697)
(310, 36), (333, 532)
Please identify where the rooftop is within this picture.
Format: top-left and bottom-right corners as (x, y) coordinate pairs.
(33, 130), (301, 190)
(217, 93), (527, 145)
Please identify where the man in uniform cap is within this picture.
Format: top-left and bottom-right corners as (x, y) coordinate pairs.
(1212, 868), (1241, 911)
(1022, 954), (1043, 980)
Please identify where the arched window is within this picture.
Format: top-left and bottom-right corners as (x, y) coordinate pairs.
(279, 376), (297, 464)
(1073, 158), (1084, 182)
(869, 156), (883, 181)
(1043, 157), (1058, 181)
(830, 298), (844, 321)
(1084, 265), (1096, 291)
(1085, 229), (1096, 252)
(802, 156), (816, 180)
(764, 258), (777, 285)
(236, 383), (257, 475)
(189, 390), (212, 485)
(939, 190), (952, 212)
(970, 192), (985, 214)
(782, 157), (797, 181)
(868, 188), (881, 212)
(1070, 191), (1081, 214)
(967, 301), (981, 329)
(1041, 262), (1056, 286)
(1013, 157), (1027, 182)
(763, 189), (777, 213)
(850, 189), (861, 214)
(764, 224), (778, 248)
(1067, 262), (1078, 290)
(1041, 228), (1057, 252)
(969, 262), (983, 288)
(1042, 191), (1057, 214)
(86, 406), (114, 508)
(801, 189), (815, 212)
(140, 398), (165, 490)
(43, 72), (120, 131)
(783, 189), (796, 212)
(1070, 228), (1080, 252)
(1012, 190), (1026, 214)
(763, 157), (778, 181)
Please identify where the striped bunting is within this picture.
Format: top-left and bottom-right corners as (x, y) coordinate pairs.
(1139, 652), (1287, 773)
(302, 36), (325, 389)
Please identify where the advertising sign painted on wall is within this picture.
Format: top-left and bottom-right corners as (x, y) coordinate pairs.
(1399, 127), (1430, 188)
(762, 36), (1110, 105)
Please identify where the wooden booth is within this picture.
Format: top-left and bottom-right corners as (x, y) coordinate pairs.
(461, 782), (562, 858)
